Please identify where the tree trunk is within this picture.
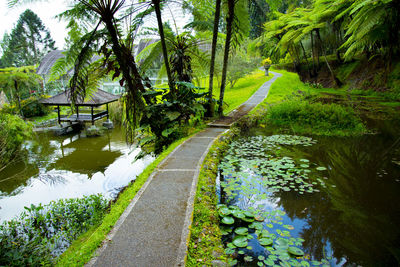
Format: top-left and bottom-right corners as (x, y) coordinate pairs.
(316, 29), (342, 87)
(218, 0), (235, 116)
(300, 41), (312, 78)
(310, 31), (316, 77)
(207, 0), (222, 117)
(153, 0), (174, 95)
(14, 80), (23, 117)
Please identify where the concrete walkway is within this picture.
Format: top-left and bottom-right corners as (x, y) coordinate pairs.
(88, 71), (281, 267)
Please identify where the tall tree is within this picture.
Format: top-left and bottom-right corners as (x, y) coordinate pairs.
(0, 9), (56, 67)
(207, 0), (221, 117)
(218, 0), (235, 116)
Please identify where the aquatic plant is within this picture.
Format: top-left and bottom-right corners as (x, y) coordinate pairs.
(0, 194), (108, 266)
(219, 134), (332, 266)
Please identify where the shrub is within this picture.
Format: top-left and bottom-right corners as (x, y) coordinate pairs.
(0, 113), (32, 170)
(20, 96), (51, 118)
(265, 100), (367, 136)
(0, 195), (109, 266)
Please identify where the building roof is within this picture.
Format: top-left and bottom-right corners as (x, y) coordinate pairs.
(36, 50), (67, 76)
(40, 89), (121, 107)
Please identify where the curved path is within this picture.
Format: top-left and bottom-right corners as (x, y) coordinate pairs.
(88, 71), (282, 267)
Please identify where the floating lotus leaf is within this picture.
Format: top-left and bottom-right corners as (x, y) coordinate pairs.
(275, 238), (289, 248)
(220, 226), (232, 235)
(221, 216), (234, 225)
(249, 222), (263, 230)
(217, 204), (227, 209)
(288, 246), (305, 256)
(219, 207), (231, 216)
(234, 227), (248, 235)
(259, 237), (273, 246)
(242, 217), (255, 223)
(244, 211), (255, 218)
(232, 210), (245, 219)
(233, 236), (248, 247)
(316, 166), (327, 171)
(254, 215), (265, 222)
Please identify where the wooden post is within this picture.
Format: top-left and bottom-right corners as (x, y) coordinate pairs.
(57, 105), (60, 125)
(91, 106), (94, 125)
(76, 106), (79, 119)
(106, 104), (109, 119)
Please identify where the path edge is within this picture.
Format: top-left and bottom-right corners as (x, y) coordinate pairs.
(175, 130), (228, 266)
(86, 133), (206, 267)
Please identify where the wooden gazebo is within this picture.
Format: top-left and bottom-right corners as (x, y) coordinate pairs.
(40, 89), (121, 125)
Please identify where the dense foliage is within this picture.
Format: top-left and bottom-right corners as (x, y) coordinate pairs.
(0, 113), (32, 171)
(0, 195), (108, 266)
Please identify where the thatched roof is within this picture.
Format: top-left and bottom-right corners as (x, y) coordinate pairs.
(40, 89), (121, 107)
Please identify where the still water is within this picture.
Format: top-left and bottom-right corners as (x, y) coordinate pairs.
(220, 119), (400, 266)
(0, 127), (154, 222)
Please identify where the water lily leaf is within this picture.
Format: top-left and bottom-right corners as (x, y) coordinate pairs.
(316, 166), (327, 171)
(288, 246), (305, 256)
(244, 210), (255, 218)
(259, 237), (273, 246)
(234, 227), (248, 235)
(221, 216), (234, 225)
(242, 217), (255, 222)
(275, 238), (289, 248)
(232, 210), (245, 219)
(219, 207), (231, 216)
(300, 159), (309, 162)
(233, 236), (248, 247)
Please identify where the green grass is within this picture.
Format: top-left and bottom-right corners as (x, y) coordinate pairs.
(56, 128), (205, 267)
(215, 70), (273, 115)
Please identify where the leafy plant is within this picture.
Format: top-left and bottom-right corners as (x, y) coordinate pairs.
(0, 195), (108, 266)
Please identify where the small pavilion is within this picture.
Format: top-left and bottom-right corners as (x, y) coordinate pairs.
(40, 89), (121, 125)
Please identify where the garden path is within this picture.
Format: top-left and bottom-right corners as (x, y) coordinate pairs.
(87, 71), (281, 267)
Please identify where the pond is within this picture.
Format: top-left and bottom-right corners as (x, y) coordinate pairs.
(218, 119), (400, 266)
(0, 127), (154, 222)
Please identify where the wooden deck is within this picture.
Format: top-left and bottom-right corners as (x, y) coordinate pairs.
(60, 111), (108, 123)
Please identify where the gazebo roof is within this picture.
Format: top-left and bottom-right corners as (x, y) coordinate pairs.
(36, 50), (67, 76)
(40, 89), (121, 107)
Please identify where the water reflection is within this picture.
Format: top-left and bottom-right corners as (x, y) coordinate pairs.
(223, 121), (400, 266)
(0, 128), (154, 222)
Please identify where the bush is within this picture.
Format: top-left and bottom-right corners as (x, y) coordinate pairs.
(20, 96), (51, 118)
(265, 100), (367, 136)
(0, 113), (32, 170)
(0, 195), (109, 266)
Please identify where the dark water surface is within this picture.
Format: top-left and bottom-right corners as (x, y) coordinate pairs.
(220, 119), (400, 266)
(0, 127), (154, 222)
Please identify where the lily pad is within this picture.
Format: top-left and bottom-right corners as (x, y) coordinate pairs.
(275, 238), (289, 248)
(232, 210), (246, 219)
(244, 210), (255, 218)
(221, 216), (234, 225)
(219, 207), (231, 216)
(234, 227), (248, 235)
(242, 217), (255, 223)
(233, 236), (248, 248)
(259, 237), (273, 246)
(316, 166), (327, 171)
(288, 246), (305, 256)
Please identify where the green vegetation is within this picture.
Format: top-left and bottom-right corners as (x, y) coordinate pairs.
(0, 113), (32, 171)
(56, 129), (204, 266)
(265, 100), (366, 136)
(0, 195), (108, 266)
(187, 131), (235, 266)
(215, 70), (272, 115)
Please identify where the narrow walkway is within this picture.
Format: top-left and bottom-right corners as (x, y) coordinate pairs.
(88, 71), (281, 267)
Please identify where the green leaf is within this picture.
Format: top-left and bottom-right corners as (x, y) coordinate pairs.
(165, 111), (180, 121)
(288, 246), (305, 256)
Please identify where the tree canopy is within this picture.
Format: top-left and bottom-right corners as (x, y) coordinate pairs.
(0, 9), (56, 68)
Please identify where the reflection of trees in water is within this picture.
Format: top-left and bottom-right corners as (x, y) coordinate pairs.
(275, 135), (400, 266)
(37, 172), (67, 186)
